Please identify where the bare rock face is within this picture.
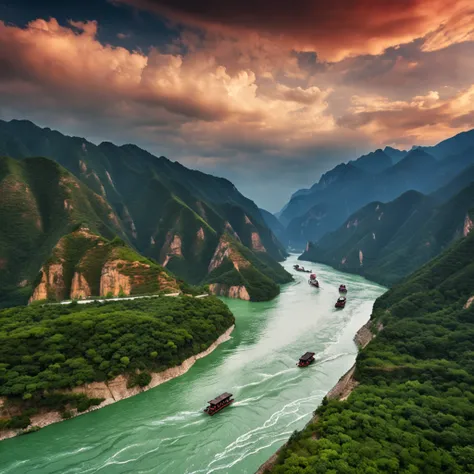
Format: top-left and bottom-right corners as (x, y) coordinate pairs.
(70, 272), (92, 299)
(209, 283), (250, 300)
(208, 236), (249, 272)
(161, 233), (183, 266)
(100, 260), (131, 296)
(464, 214), (473, 237)
(29, 263), (65, 303)
(251, 231), (266, 252)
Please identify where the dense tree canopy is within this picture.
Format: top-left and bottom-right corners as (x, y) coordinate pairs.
(269, 230), (474, 473)
(0, 296), (234, 422)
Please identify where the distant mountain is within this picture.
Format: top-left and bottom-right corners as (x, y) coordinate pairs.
(300, 176), (474, 286)
(0, 120), (292, 304)
(259, 208), (287, 245)
(279, 129), (474, 248)
(417, 128), (474, 159)
(350, 149), (392, 174)
(383, 146), (408, 164)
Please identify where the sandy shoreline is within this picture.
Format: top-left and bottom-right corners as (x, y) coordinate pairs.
(0, 324), (235, 442)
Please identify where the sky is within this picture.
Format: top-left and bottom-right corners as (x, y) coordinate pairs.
(0, 1), (474, 211)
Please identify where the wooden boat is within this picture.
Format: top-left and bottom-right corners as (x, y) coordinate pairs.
(293, 264), (312, 273)
(297, 352), (315, 367)
(339, 285), (348, 293)
(335, 296), (346, 308)
(309, 278), (319, 288)
(204, 392), (234, 416)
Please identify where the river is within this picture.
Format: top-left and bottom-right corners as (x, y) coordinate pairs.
(0, 256), (386, 474)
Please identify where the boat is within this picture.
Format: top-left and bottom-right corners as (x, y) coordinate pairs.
(293, 264), (312, 273)
(297, 352), (315, 367)
(204, 392), (234, 416)
(339, 284), (347, 293)
(309, 274), (319, 287)
(335, 296), (346, 308)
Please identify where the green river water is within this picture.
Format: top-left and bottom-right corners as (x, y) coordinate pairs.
(0, 256), (386, 474)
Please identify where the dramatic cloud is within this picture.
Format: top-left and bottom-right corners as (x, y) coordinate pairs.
(339, 86), (474, 146)
(1, 1), (474, 210)
(117, 0), (474, 61)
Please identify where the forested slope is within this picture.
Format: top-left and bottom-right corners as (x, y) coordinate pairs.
(0, 296), (234, 430)
(267, 223), (474, 473)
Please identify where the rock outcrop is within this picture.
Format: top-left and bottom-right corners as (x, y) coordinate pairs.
(251, 231), (266, 252)
(29, 263), (65, 303)
(464, 213), (473, 237)
(70, 272), (92, 299)
(100, 260), (131, 296)
(208, 235), (249, 272)
(209, 283), (250, 300)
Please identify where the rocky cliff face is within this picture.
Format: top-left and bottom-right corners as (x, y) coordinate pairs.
(99, 259), (132, 296)
(70, 272), (92, 299)
(209, 283), (250, 300)
(29, 263), (65, 303)
(208, 235), (249, 272)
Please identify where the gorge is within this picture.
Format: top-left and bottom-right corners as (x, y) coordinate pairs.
(0, 257), (386, 473)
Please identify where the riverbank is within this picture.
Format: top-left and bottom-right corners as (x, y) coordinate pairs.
(0, 324), (235, 442)
(256, 318), (382, 474)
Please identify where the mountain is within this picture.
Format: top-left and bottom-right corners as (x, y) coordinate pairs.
(279, 130), (474, 248)
(383, 145), (408, 164)
(300, 176), (474, 285)
(267, 198), (474, 473)
(417, 128), (474, 159)
(0, 156), (180, 306)
(259, 208), (287, 245)
(0, 120), (292, 304)
(350, 149), (392, 174)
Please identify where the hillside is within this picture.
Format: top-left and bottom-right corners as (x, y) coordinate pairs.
(0, 156), (132, 306)
(0, 296), (235, 433)
(279, 129), (474, 247)
(0, 121), (292, 304)
(266, 213), (474, 473)
(300, 180), (474, 286)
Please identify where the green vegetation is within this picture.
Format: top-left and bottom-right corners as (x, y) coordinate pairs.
(301, 184), (474, 287)
(0, 296), (234, 424)
(203, 237), (292, 301)
(269, 226), (474, 473)
(0, 120), (291, 306)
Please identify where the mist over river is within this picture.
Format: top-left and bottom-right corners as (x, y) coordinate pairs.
(0, 256), (385, 474)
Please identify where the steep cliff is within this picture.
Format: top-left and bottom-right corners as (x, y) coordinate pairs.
(301, 183), (474, 286)
(1, 148), (290, 305)
(28, 229), (179, 303)
(0, 120), (288, 304)
(204, 234), (291, 302)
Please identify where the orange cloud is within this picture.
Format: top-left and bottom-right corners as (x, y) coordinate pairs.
(340, 86), (474, 146)
(116, 0), (474, 61)
(0, 18), (339, 152)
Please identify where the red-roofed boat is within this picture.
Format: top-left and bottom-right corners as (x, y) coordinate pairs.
(204, 393), (234, 416)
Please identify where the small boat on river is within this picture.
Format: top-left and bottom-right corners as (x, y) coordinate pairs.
(339, 284), (348, 293)
(297, 352), (315, 367)
(309, 274), (319, 288)
(204, 392), (234, 416)
(335, 296), (346, 308)
(293, 264), (312, 273)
